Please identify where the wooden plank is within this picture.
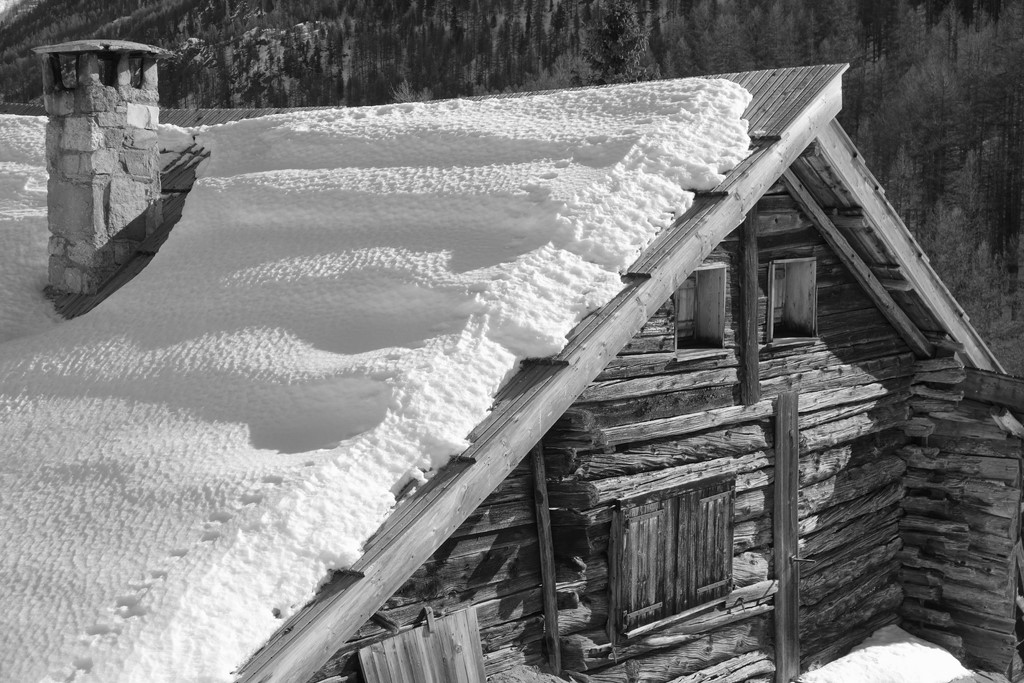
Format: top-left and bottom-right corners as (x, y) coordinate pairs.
(812, 120), (1001, 371)
(962, 368), (1024, 412)
(774, 392), (800, 683)
(531, 445), (561, 674)
(606, 502), (622, 644)
(561, 583), (777, 671)
(781, 169), (933, 358)
(738, 212), (761, 405)
(597, 379), (903, 448)
(669, 650), (775, 683)
(576, 367), (738, 405)
(587, 617), (770, 682)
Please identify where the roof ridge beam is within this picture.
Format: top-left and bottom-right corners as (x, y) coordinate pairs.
(780, 169), (934, 358)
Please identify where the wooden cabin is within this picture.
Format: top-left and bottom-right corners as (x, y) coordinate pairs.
(13, 63), (1024, 683)
(220, 64), (1024, 683)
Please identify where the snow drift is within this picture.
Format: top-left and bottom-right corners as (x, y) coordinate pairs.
(0, 78), (751, 682)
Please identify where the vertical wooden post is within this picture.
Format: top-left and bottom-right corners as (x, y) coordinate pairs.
(738, 210), (761, 405)
(531, 443), (562, 674)
(774, 391), (800, 682)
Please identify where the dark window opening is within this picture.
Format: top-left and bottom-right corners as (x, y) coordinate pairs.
(56, 54), (78, 89)
(129, 56), (143, 88)
(675, 265), (727, 350)
(768, 257), (817, 341)
(97, 54), (119, 87)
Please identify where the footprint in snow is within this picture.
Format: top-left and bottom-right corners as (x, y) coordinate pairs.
(114, 594), (148, 619)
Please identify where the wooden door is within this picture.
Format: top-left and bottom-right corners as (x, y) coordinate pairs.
(774, 392), (800, 682)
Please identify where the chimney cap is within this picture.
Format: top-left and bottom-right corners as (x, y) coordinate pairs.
(33, 39), (171, 58)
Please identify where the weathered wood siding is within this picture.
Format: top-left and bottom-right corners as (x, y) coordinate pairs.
(545, 188), (914, 680)
(898, 361), (1023, 671)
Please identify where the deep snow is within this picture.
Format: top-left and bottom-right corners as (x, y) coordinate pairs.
(0, 114), (61, 342)
(798, 625), (972, 682)
(0, 79), (751, 682)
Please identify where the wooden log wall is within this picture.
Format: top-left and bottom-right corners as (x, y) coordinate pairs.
(545, 189), (914, 681)
(897, 357), (1023, 673)
(308, 458), (548, 682)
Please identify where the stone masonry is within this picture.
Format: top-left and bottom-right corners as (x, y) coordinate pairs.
(37, 42), (168, 295)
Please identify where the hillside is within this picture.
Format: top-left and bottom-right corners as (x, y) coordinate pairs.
(2, 0), (1024, 371)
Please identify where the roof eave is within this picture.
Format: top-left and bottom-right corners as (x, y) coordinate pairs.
(813, 118), (1005, 373)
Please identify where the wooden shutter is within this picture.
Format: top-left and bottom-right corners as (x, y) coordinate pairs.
(674, 482), (735, 611)
(612, 476), (735, 637)
(358, 607), (487, 683)
(675, 276), (696, 345)
(690, 478), (735, 606)
(613, 498), (676, 633)
(694, 267), (727, 347)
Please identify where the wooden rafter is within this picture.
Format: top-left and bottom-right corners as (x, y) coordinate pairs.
(780, 169), (934, 359)
(233, 68), (845, 683)
(812, 120), (1003, 372)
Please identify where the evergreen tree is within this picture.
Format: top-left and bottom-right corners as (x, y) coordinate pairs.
(583, 0), (651, 84)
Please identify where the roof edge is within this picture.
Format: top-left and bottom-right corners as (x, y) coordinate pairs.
(32, 39), (172, 57)
(813, 119), (1004, 373)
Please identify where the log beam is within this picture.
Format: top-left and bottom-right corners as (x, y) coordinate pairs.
(962, 368), (1024, 412)
(532, 445), (561, 674)
(738, 210), (761, 405)
(774, 392), (800, 682)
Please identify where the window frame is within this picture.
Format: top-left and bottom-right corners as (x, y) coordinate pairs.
(674, 264), (728, 352)
(766, 257), (817, 343)
(608, 473), (736, 643)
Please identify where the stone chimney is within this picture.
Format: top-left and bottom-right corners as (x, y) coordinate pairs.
(33, 40), (171, 295)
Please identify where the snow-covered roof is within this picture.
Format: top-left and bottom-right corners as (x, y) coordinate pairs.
(1, 76), (754, 683)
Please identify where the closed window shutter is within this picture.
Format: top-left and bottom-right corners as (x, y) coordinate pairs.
(693, 480), (734, 604)
(613, 476), (735, 637)
(676, 478), (735, 611)
(616, 498), (676, 632)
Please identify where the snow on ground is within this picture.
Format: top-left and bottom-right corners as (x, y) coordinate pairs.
(0, 79), (751, 682)
(798, 625), (972, 683)
(0, 114), (61, 342)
